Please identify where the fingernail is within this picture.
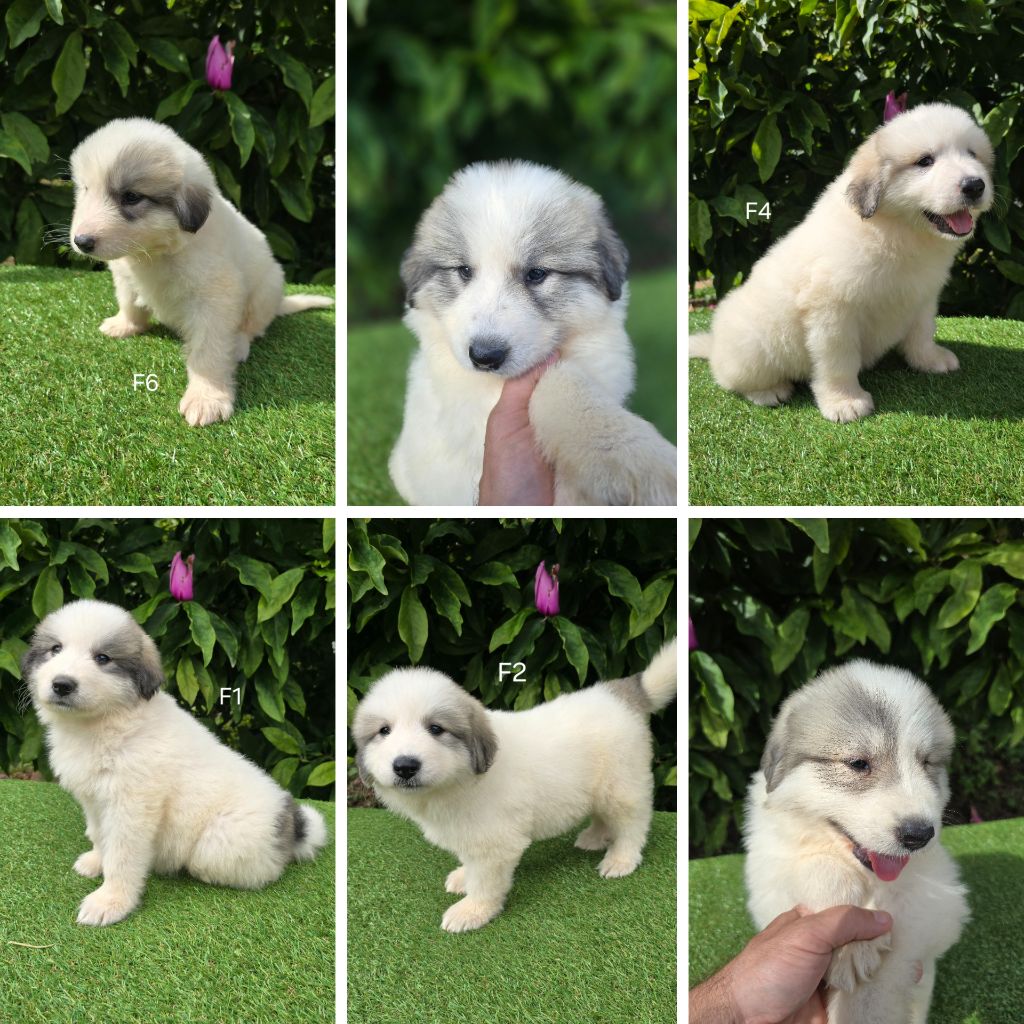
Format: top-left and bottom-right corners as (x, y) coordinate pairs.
(873, 911), (892, 926)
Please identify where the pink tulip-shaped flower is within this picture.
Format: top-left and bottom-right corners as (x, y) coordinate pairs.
(883, 90), (908, 123)
(170, 552), (195, 601)
(206, 36), (235, 91)
(688, 617), (698, 651)
(534, 561), (559, 616)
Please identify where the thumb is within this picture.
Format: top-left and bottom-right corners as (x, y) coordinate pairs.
(498, 353), (558, 407)
(806, 905), (893, 950)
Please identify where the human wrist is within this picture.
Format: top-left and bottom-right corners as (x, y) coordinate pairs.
(689, 965), (742, 1024)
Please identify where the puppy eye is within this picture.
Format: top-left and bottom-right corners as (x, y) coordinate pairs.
(525, 268), (548, 284)
(968, 149), (977, 158)
(94, 653), (110, 665)
(50, 643), (62, 655)
(428, 723), (444, 736)
(915, 155), (934, 168)
(456, 266), (472, 282)
(121, 191), (144, 206)
(847, 758), (871, 773)
(378, 725), (391, 736)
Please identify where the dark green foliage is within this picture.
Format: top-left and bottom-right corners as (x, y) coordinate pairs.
(348, 518), (677, 808)
(690, 518), (1024, 857)
(0, 518), (336, 799)
(689, 1), (1024, 318)
(0, 0), (334, 282)
(348, 0), (676, 321)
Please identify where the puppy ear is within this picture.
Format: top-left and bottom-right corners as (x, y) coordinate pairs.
(19, 635), (47, 681)
(400, 242), (433, 308)
(595, 209), (629, 301)
(355, 747), (374, 787)
(760, 711), (791, 794)
(845, 138), (886, 219)
(174, 183), (211, 233)
(131, 632), (165, 700)
(465, 701), (498, 774)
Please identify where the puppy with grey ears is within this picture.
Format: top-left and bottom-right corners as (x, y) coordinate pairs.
(22, 599), (327, 926)
(69, 117), (333, 426)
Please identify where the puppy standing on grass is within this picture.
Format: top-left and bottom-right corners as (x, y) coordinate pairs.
(69, 117), (333, 426)
(23, 599), (328, 926)
(352, 637), (677, 933)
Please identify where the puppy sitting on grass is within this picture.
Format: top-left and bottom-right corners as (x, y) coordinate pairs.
(69, 118), (333, 426)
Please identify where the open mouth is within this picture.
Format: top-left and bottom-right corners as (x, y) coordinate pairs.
(830, 820), (911, 881)
(923, 209), (975, 237)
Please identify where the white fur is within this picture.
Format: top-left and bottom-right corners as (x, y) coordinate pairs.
(352, 639), (677, 932)
(744, 661), (968, 1024)
(24, 599), (327, 926)
(692, 104), (994, 421)
(390, 160), (676, 505)
(69, 118), (333, 426)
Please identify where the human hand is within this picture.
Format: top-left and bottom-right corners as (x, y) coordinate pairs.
(477, 356), (556, 505)
(689, 905), (893, 1024)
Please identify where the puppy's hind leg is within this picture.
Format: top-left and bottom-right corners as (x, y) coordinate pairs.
(100, 261), (150, 338)
(575, 815), (613, 851)
(595, 792), (653, 878)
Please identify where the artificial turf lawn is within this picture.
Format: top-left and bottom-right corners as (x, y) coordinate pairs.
(347, 268), (678, 505)
(688, 818), (1024, 1024)
(348, 807), (677, 1024)
(0, 266), (335, 506)
(0, 779), (335, 1024)
(688, 311), (1024, 506)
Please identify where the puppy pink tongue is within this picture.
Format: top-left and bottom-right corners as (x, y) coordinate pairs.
(868, 851), (910, 881)
(945, 210), (974, 234)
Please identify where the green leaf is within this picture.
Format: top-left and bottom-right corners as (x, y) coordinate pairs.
(323, 519), (335, 552)
(52, 31), (86, 115)
(43, 0), (62, 24)
(771, 607), (810, 673)
(290, 577), (320, 635)
(966, 583), (1018, 654)
(186, 603), (216, 666)
(306, 760), (336, 787)
(347, 524), (386, 594)
(32, 565), (63, 618)
(14, 196), (43, 264)
(397, 586), (428, 663)
(267, 47), (314, 110)
(787, 519), (829, 552)
(273, 175), (314, 222)
(6, 0), (46, 49)
(310, 73), (335, 127)
(692, 651), (734, 723)
(262, 727), (301, 755)
(117, 552), (157, 577)
(629, 577), (675, 638)
(271, 756), (299, 787)
(427, 574), (463, 635)
(469, 562), (518, 586)
(257, 567), (305, 622)
(140, 37), (190, 76)
(228, 553), (276, 597)
(489, 607), (533, 651)
(203, 609), (238, 666)
(552, 616), (589, 684)
(984, 542), (1024, 580)
(591, 560), (644, 614)
(1, 112), (47, 166)
(937, 560), (983, 628)
(155, 79), (202, 121)
(255, 674), (286, 722)
(988, 663), (1015, 716)
(175, 657), (199, 704)
(0, 521), (21, 570)
(224, 91), (255, 167)
(751, 113), (782, 182)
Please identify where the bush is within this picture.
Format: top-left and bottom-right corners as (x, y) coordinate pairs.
(347, 518), (677, 807)
(689, 1), (1024, 318)
(0, 0), (334, 282)
(0, 518), (336, 799)
(690, 518), (1024, 857)
(347, 0), (676, 321)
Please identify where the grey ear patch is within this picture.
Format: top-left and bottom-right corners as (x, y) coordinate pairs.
(465, 703), (498, 774)
(20, 640), (46, 681)
(595, 211), (629, 301)
(760, 739), (786, 793)
(400, 243), (434, 307)
(846, 177), (882, 219)
(175, 184), (211, 233)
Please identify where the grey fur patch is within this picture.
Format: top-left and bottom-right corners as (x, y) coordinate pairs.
(846, 175), (882, 219)
(602, 673), (649, 714)
(274, 794), (304, 856)
(20, 629), (58, 680)
(93, 623), (165, 700)
(424, 692), (498, 774)
(400, 202), (468, 305)
(174, 183), (211, 233)
(106, 141), (182, 203)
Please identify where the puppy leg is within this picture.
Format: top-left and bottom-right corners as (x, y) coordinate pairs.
(179, 329), (243, 427)
(100, 261), (150, 338)
(900, 307), (959, 373)
(597, 802), (652, 878)
(186, 812), (287, 889)
(441, 854), (522, 933)
(806, 318), (875, 422)
(828, 952), (916, 1024)
(908, 959), (936, 1024)
(74, 800), (104, 878)
(445, 865), (466, 893)
(77, 812), (155, 926)
(575, 816), (613, 851)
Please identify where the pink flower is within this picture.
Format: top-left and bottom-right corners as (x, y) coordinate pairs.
(206, 36), (235, 91)
(534, 561), (559, 616)
(883, 90), (908, 123)
(969, 806), (984, 824)
(170, 552), (195, 601)
(689, 617), (698, 651)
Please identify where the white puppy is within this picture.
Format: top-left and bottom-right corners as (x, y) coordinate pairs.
(69, 118), (333, 426)
(744, 661), (968, 1024)
(390, 161), (677, 505)
(691, 103), (994, 421)
(23, 599), (327, 926)
(352, 638), (677, 932)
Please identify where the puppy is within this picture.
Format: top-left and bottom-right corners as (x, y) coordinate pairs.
(744, 661), (968, 1023)
(390, 160), (677, 505)
(352, 638), (677, 932)
(22, 599), (327, 926)
(69, 118), (333, 426)
(691, 103), (994, 421)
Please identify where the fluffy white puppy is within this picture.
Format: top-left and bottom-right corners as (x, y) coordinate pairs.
(69, 118), (333, 426)
(390, 160), (677, 505)
(22, 599), (327, 926)
(352, 638), (677, 932)
(744, 661), (968, 1024)
(691, 103), (994, 422)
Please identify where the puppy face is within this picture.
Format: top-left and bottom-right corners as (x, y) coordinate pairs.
(352, 668), (497, 792)
(69, 118), (213, 261)
(22, 599), (165, 719)
(401, 161), (628, 377)
(846, 103), (994, 240)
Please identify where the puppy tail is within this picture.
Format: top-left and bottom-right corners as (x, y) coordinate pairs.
(640, 638), (678, 712)
(279, 294), (335, 315)
(293, 803), (328, 861)
(689, 332), (712, 359)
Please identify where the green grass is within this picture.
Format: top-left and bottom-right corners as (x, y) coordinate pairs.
(348, 269), (678, 504)
(689, 311), (1024, 505)
(0, 778), (334, 1024)
(348, 807), (677, 1024)
(688, 818), (1024, 1023)
(0, 267), (335, 506)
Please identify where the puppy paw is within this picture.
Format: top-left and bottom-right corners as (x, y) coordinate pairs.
(744, 383), (794, 407)
(179, 382), (234, 427)
(440, 897), (500, 933)
(77, 886), (137, 927)
(73, 850), (103, 878)
(575, 824), (612, 851)
(817, 390), (874, 423)
(597, 850), (642, 878)
(99, 315), (147, 338)
(826, 934), (892, 991)
(445, 867), (466, 894)
(907, 344), (959, 374)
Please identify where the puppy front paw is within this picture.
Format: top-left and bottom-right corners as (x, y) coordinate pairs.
(73, 850), (103, 878)
(826, 934), (892, 991)
(99, 315), (147, 338)
(907, 344), (959, 374)
(817, 390), (875, 423)
(77, 886), (137, 927)
(445, 867), (466, 894)
(179, 381), (234, 427)
(440, 897), (501, 933)
(597, 850), (642, 878)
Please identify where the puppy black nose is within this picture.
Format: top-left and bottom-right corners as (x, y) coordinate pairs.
(73, 234), (96, 253)
(960, 177), (985, 200)
(468, 337), (510, 371)
(392, 756), (421, 780)
(896, 820), (935, 851)
(51, 676), (77, 697)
